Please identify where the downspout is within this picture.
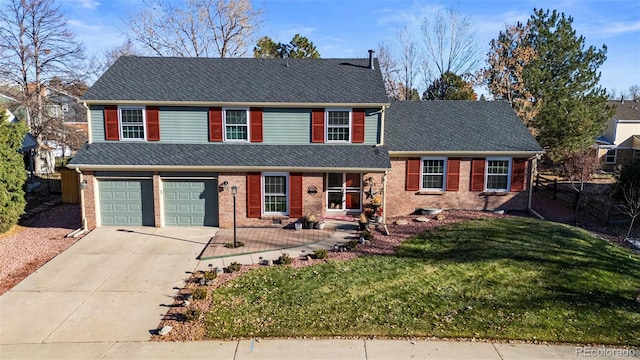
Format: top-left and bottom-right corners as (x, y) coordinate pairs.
(382, 170), (389, 224)
(528, 155), (545, 220)
(378, 105), (387, 146)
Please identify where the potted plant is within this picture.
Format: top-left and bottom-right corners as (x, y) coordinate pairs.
(304, 214), (317, 229)
(316, 221), (325, 230)
(358, 212), (368, 230)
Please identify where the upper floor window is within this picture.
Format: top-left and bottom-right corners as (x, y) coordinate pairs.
(120, 107), (145, 140)
(605, 149), (617, 164)
(421, 158), (446, 190)
(486, 158), (511, 191)
(224, 108), (249, 141)
(326, 109), (351, 142)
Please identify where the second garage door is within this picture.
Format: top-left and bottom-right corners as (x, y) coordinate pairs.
(163, 180), (218, 226)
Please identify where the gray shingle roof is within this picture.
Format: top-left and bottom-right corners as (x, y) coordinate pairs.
(82, 56), (389, 105)
(610, 100), (640, 120)
(384, 101), (543, 153)
(69, 143), (391, 171)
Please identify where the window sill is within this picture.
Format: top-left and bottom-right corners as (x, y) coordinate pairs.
(481, 191), (509, 196)
(415, 191), (445, 195)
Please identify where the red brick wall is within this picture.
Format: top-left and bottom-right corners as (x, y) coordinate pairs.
(385, 158), (530, 218)
(82, 171), (97, 229)
(217, 172), (328, 228)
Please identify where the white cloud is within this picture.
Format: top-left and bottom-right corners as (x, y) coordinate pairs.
(67, 19), (100, 31)
(602, 20), (640, 35)
(60, 0), (101, 10)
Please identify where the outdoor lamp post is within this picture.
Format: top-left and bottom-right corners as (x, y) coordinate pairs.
(231, 186), (238, 248)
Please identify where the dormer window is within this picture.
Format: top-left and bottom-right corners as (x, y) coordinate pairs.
(224, 108), (249, 142)
(326, 109), (351, 142)
(120, 106), (145, 140)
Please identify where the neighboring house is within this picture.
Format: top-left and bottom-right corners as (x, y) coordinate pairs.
(596, 100), (640, 170)
(69, 55), (543, 229)
(43, 87), (88, 157)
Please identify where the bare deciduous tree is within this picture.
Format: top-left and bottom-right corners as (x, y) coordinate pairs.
(377, 41), (400, 100)
(562, 149), (600, 224)
(421, 8), (480, 84)
(397, 27), (418, 101)
(619, 183), (640, 240)
(128, 0), (263, 58)
(86, 38), (140, 81)
(0, 0), (84, 140)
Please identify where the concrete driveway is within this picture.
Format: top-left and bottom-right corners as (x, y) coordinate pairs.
(0, 226), (215, 344)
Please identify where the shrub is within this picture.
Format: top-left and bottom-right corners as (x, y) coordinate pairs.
(346, 240), (358, 250)
(0, 118), (27, 234)
(278, 253), (293, 265)
(203, 271), (217, 281)
(360, 230), (373, 241)
(192, 287), (207, 300)
(183, 307), (201, 322)
(228, 261), (242, 273)
(313, 248), (328, 259)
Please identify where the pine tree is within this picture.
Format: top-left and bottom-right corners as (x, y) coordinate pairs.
(525, 9), (613, 161)
(253, 34), (320, 59)
(0, 111), (28, 234)
(423, 71), (476, 100)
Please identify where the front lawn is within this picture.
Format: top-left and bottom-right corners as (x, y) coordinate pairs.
(204, 217), (640, 345)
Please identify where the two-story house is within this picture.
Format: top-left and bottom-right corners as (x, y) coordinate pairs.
(69, 55), (543, 229)
(596, 100), (640, 169)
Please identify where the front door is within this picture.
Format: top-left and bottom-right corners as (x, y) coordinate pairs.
(326, 173), (362, 211)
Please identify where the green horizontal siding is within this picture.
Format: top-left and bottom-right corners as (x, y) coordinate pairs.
(364, 109), (380, 144)
(88, 106), (382, 145)
(90, 105), (105, 142)
(159, 107), (209, 143)
(262, 108), (311, 144)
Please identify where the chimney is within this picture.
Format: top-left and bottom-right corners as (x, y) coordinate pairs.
(368, 49), (375, 70)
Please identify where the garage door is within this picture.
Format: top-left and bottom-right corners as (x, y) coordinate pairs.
(99, 180), (155, 226)
(163, 180), (218, 226)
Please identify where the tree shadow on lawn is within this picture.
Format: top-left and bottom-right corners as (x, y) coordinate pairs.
(393, 218), (640, 324)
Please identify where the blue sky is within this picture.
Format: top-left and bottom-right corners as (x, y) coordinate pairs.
(52, 0), (640, 95)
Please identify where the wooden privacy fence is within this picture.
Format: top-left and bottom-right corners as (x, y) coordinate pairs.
(59, 168), (80, 204)
(535, 174), (627, 225)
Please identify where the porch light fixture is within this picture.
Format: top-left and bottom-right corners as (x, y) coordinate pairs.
(80, 179), (88, 190)
(231, 186), (238, 248)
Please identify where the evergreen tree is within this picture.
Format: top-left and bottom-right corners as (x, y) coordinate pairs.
(423, 71), (476, 100)
(0, 111), (28, 234)
(525, 9), (613, 161)
(253, 36), (279, 58)
(253, 34), (320, 59)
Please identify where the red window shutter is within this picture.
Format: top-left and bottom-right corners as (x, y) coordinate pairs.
(104, 105), (119, 141)
(208, 108), (223, 142)
(289, 173), (303, 218)
(246, 173), (262, 218)
(146, 106), (160, 141)
(352, 109), (365, 143)
(250, 107), (263, 143)
(471, 158), (486, 192)
(446, 158), (460, 191)
(311, 108), (325, 143)
(406, 158), (421, 191)
(511, 158), (527, 192)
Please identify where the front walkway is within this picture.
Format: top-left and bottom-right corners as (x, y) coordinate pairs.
(196, 221), (360, 269)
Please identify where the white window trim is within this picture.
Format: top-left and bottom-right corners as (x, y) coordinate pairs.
(485, 158), (512, 192)
(605, 148), (617, 164)
(420, 157), (447, 191)
(223, 107), (250, 142)
(325, 108), (352, 143)
(262, 172), (289, 215)
(118, 105), (146, 141)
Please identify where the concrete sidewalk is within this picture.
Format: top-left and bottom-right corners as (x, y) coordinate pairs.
(1, 339), (637, 359)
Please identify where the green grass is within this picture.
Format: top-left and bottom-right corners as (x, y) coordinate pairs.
(204, 217), (640, 345)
